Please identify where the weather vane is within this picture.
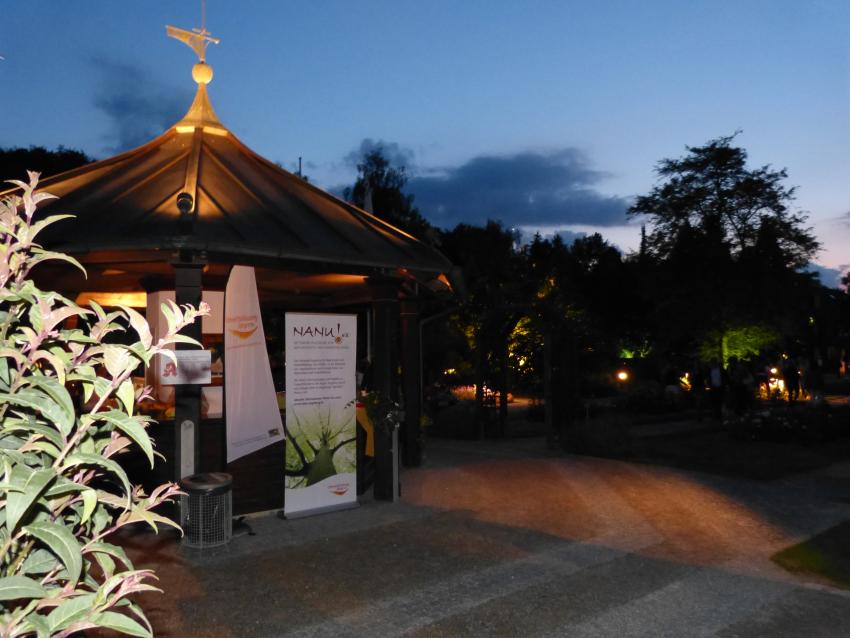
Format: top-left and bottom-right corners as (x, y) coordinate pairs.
(166, 0), (219, 62)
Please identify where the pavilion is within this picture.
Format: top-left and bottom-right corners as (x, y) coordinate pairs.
(7, 33), (454, 513)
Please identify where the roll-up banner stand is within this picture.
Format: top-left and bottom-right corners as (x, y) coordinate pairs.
(224, 266), (284, 463)
(284, 313), (358, 518)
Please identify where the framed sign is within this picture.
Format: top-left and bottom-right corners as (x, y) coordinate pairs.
(159, 350), (212, 385)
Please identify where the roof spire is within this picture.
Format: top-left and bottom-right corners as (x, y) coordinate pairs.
(167, 1), (226, 134)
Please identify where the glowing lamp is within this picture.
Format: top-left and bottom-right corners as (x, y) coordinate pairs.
(75, 292), (147, 308)
(616, 370), (629, 382)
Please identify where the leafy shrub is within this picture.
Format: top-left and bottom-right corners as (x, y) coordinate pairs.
(729, 403), (836, 444)
(0, 173), (207, 637)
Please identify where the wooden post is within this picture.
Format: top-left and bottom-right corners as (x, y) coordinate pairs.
(172, 254), (204, 481)
(400, 299), (422, 467)
(368, 280), (399, 500)
(499, 339), (509, 438)
(544, 329), (555, 449)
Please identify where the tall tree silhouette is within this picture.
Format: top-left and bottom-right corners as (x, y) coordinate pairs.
(344, 149), (436, 244)
(441, 221), (527, 434)
(629, 134), (820, 361)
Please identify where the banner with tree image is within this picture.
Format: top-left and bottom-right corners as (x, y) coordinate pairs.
(284, 313), (358, 517)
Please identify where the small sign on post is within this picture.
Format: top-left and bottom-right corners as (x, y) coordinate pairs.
(159, 350), (212, 385)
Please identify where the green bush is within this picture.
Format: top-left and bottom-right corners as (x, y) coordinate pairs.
(0, 173), (207, 637)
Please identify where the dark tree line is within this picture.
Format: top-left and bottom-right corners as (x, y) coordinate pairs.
(0, 146), (92, 181)
(348, 136), (849, 441)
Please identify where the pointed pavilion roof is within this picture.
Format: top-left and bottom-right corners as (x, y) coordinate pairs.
(12, 57), (451, 289)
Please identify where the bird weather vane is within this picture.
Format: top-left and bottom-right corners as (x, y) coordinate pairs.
(166, 0), (219, 62)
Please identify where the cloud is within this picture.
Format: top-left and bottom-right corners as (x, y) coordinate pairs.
(91, 57), (191, 154)
(344, 138), (415, 170)
(805, 263), (846, 288)
(407, 149), (629, 229)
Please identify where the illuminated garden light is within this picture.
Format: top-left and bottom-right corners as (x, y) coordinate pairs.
(616, 370), (629, 382)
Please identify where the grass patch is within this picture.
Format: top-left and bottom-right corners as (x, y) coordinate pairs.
(772, 521), (850, 590)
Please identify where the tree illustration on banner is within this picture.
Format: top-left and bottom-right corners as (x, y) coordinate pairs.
(284, 403), (356, 488)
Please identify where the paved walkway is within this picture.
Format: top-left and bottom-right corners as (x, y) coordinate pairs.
(110, 437), (850, 637)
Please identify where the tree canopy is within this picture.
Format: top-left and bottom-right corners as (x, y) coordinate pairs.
(628, 135), (822, 361)
(0, 145), (93, 182)
(344, 149), (436, 243)
(629, 134), (819, 269)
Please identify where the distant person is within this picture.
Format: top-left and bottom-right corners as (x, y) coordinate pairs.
(783, 357), (800, 403)
(808, 360), (825, 405)
(690, 364), (706, 421)
(728, 356), (753, 416)
(798, 354), (811, 399)
(708, 359), (725, 420)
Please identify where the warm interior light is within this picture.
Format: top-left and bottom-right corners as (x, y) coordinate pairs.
(436, 273), (452, 290)
(76, 292), (147, 308)
(202, 125), (228, 136)
(175, 125), (196, 134)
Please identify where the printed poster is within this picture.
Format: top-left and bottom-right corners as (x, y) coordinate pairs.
(224, 266), (284, 462)
(284, 313), (358, 517)
(146, 290), (224, 417)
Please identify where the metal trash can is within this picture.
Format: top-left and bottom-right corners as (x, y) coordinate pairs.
(179, 472), (232, 549)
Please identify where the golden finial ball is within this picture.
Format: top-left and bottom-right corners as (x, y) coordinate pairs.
(192, 62), (213, 85)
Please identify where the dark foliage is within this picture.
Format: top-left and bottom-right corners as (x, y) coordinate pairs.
(628, 134), (822, 360)
(344, 149), (437, 244)
(0, 145), (93, 182)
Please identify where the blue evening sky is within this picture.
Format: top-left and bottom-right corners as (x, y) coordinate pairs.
(3, 1), (850, 279)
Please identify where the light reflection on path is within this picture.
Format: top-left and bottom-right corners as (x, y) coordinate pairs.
(405, 438), (850, 578)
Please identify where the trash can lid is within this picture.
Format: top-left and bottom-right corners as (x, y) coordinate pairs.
(179, 472), (233, 496)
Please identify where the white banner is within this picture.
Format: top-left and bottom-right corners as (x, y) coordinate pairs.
(284, 313), (358, 517)
(225, 266), (284, 463)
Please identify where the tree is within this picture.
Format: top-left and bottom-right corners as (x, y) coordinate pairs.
(629, 134), (818, 267)
(0, 146), (92, 181)
(0, 173), (206, 637)
(628, 135), (821, 362)
(441, 221), (527, 434)
(524, 233), (644, 444)
(344, 149), (437, 244)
